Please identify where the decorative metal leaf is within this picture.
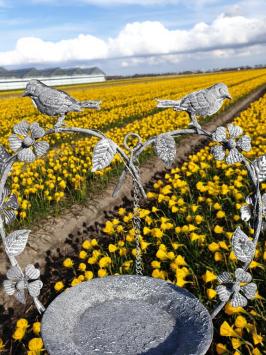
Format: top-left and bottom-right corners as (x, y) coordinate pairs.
(3, 280), (16, 295)
(232, 227), (255, 262)
(212, 126), (227, 142)
(14, 290), (26, 304)
(28, 280), (43, 297)
(240, 205), (251, 222)
(30, 122), (45, 139)
(226, 148), (243, 164)
(217, 272), (233, 284)
(154, 133), (176, 168)
(13, 121), (29, 136)
(237, 135), (251, 152)
(34, 141), (49, 157)
(91, 138), (117, 172)
(18, 147), (36, 163)
(210, 145), (225, 161)
(6, 265), (23, 280)
(231, 291), (247, 307)
(227, 123), (243, 139)
(5, 229), (31, 256)
(241, 283), (257, 299)
(253, 154), (266, 182)
(25, 264), (40, 280)
(8, 134), (22, 152)
(0, 145), (11, 172)
(216, 285), (231, 302)
(235, 268), (252, 283)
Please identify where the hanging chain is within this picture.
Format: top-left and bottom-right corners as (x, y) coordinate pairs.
(123, 132), (144, 276)
(132, 158), (144, 276)
(133, 180), (144, 275)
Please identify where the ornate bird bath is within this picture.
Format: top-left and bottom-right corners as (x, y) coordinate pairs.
(0, 82), (263, 355)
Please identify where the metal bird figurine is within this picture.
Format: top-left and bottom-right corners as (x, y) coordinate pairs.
(23, 79), (101, 128)
(157, 83), (231, 133)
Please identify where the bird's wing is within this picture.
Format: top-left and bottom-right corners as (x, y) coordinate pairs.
(180, 90), (210, 115)
(38, 88), (80, 112)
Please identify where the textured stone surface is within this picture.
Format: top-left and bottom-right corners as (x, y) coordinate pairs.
(41, 275), (213, 355)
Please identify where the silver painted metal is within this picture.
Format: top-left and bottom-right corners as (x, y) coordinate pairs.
(23, 79), (101, 128)
(156, 82), (232, 134)
(0, 80), (264, 354)
(41, 275), (213, 355)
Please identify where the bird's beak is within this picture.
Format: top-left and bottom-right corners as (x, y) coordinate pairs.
(22, 92), (28, 97)
(226, 94), (232, 100)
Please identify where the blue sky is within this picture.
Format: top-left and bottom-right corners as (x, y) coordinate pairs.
(0, 0), (265, 74)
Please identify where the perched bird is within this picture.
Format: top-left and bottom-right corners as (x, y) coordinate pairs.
(23, 79), (101, 128)
(156, 83), (231, 133)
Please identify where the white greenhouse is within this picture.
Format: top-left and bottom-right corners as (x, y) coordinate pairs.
(0, 67), (106, 91)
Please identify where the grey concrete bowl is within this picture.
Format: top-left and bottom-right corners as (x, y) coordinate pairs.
(41, 275), (213, 355)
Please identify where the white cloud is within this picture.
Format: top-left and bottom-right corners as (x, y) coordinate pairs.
(0, 13), (265, 67)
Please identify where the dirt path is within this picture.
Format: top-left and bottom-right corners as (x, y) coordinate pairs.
(0, 84), (265, 309)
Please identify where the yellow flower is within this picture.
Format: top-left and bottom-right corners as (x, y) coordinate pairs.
(54, 281), (64, 292)
(108, 244), (118, 253)
(118, 208), (126, 216)
(156, 249), (168, 261)
(151, 260), (161, 268)
(88, 256), (97, 265)
(220, 321), (238, 337)
(219, 241), (229, 250)
(208, 242), (220, 252)
(91, 238), (98, 247)
(82, 240), (92, 250)
(231, 337), (242, 349)
(32, 322), (41, 335)
(79, 263), (86, 271)
(252, 331), (263, 345)
(99, 256), (112, 268)
(98, 268), (108, 278)
(253, 348), (262, 355)
(143, 227), (151, 235)
(16, 318), (28, 328)
(71, 278), (81, 287)
(0, 338), (5, 351)
(224, 303), (245, 315)
(28, 338), (43, 351)
(207, 288), (217, 299)
(249, 261), (264, 269)
(79, 250), (87, 259)
(195, 215), (203, 224)
(63, 258), (73, 268)
(202, 270), (217, 283)
(12, 327), (26, 341)
(216, 210), (225, 218)
(103, 221), (114, 234)
(216, 343), (227, 354)
(174, 255), (187, 266)
(214, 225), (224, 234)
(151, 228), (163, 238)
(229, 251), (237, 261)
(84, 271), (94, 280)
(234, 315), (247, 329)
(171, 242), (184, 250)
(214, 251), (223, 262)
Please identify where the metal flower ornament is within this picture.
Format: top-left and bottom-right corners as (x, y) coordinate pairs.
(0, 80), (265, 353)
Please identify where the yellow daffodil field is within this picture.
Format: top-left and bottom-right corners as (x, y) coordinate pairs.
(0, 70), (266, 354)
(1, 68), (266, 224)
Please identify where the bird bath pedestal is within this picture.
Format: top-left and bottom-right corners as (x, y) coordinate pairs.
(41, 275), (213, 355)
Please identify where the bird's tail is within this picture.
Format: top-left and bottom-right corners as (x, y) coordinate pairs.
(80, 100), (101, 110)
(156, 99), (181, 109)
